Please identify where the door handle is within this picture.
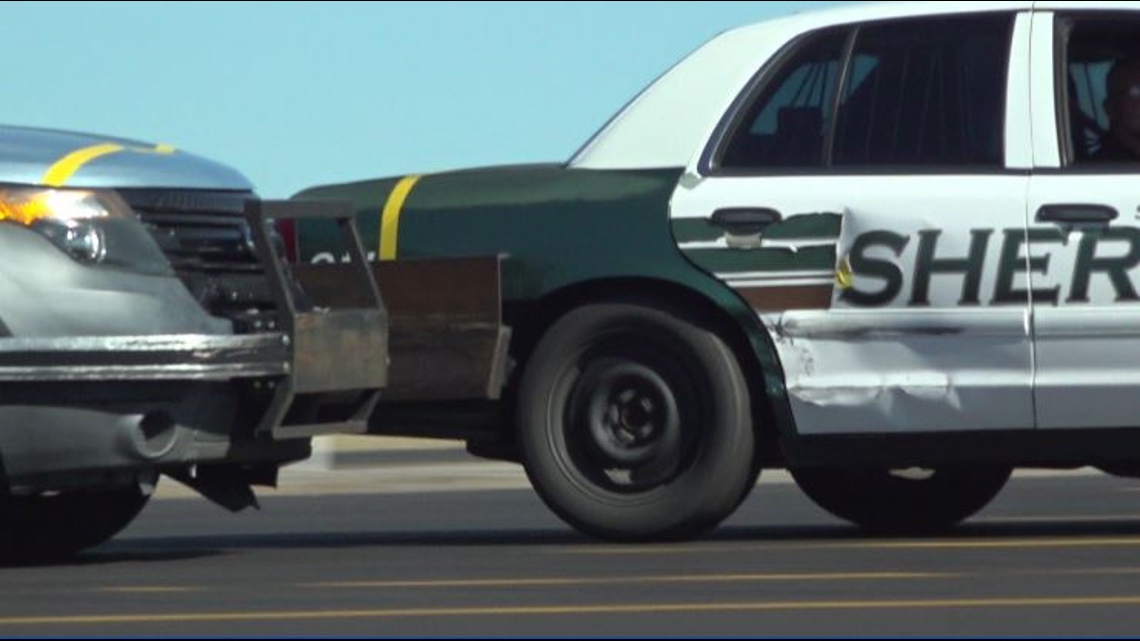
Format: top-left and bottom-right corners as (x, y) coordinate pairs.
(710, 208), (782, 235)
(1036, 204), (1118, 225)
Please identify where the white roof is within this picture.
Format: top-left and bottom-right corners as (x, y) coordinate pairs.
(570, 0), (1140, 170)
(792, 1), (1140, 24)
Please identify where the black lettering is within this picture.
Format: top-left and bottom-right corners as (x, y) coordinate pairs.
(1069, 227), (1140, 303)
(840, 231), (909, 307)
(911, 229), (992, 306)
(993, 229), (1063, 305)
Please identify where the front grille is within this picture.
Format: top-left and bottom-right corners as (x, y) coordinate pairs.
(142, 211), (260, 273)
(121, 189), (277, 318)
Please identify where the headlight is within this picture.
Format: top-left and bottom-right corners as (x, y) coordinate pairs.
(0, 188), (133, 263)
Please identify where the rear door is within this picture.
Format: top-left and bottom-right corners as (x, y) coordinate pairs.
(671, 11), (1036, 435)
(1026, 8), (1140, 429)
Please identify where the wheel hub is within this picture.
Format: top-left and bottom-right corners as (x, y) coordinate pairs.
(577, 361), (681, 471)
(608, 387), (659, 444)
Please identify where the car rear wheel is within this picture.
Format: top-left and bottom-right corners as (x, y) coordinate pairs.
(517, 302), (754, 542)
(791, 465), (1012, 533)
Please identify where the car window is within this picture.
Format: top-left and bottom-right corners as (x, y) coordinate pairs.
(1061, 17), (1140, 166)
(720, 31), (848, 170)
(833, 15), (1012, 167)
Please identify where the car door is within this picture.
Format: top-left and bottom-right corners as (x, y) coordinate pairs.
(671, 11), (1036, 435)
(1026, 8), (1140, 429)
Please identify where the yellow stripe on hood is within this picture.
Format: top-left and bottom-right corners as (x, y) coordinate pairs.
(42, 143), (178, 187)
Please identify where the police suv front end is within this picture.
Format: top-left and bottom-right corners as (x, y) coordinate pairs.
(0, 126), (386, 560)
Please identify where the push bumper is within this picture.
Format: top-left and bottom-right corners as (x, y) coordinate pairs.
(0, 199), (387, 492)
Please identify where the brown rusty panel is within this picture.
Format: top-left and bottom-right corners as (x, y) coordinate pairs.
(379, 257), (502, 323)
(384, 322), (511, 401)
(735, 285), (833, 312)
(296, 256), (509, 401)
(294, 256), (501, 324)
(293, 309), (389, 394)
(293, 265), (372, 309)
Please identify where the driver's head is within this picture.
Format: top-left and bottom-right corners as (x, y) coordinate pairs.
(1106, 59), (1140, 138)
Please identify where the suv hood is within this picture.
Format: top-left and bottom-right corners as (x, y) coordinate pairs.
(0, 125), (253, 191)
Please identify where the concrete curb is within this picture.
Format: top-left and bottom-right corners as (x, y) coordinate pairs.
(292, 435), (465, 471)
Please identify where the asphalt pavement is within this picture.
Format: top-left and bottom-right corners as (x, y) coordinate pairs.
(2, 452), (1140, 636)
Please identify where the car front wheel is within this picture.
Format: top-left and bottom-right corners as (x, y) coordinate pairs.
(0, 485), (151, 563)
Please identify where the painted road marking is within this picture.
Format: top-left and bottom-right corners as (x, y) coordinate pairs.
(304, 571), (951, 590)
(974, 514), (1140, 524)
(76, 566), (1140, 596)
(97, 587), (201, 594)
(9, 595), (1140, 626)
(562, 536), (1140, 556)
(82, 566), (1140, 596)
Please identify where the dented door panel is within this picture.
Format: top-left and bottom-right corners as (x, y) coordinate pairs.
(672, 174), (1034, 435)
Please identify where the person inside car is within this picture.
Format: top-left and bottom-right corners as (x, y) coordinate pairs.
(1094, 58), (1140, 160)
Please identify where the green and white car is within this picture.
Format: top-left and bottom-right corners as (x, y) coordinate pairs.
(296, 1), (1140, 541)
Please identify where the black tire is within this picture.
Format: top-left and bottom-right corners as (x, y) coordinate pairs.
(791, 466), (1012, 533)
(517, 303), (754, 542)
(733, 458), (764, 512)
(0, 485), (151, 563)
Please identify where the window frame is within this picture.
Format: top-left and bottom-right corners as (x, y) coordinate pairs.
(700, 12), (1019, 178)
(1050, 11), (1140, 174)
(708, 27), (853, 175)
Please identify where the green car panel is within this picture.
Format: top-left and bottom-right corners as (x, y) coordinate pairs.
(295, 164), (797, 436)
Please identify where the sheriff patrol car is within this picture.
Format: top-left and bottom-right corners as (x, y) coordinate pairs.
(296, 1), (1140, 541)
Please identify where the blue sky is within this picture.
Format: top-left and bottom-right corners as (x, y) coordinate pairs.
(5, 1), (849, 197)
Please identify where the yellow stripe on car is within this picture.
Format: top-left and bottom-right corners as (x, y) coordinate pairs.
(42, 143), (178, 187)
(41, 143), (126, 187)
(835, 256), (854, 290)
(379, 175), (422, 261)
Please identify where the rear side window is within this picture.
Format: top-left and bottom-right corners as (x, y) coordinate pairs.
(833, 15), (1012, 167)
(720, 32), (848, 170)
(1061, 17), (1140, 165)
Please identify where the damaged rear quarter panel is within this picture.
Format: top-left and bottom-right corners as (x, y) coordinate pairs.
(295, 165), (796, 432)
(771, 201), (1032, 435)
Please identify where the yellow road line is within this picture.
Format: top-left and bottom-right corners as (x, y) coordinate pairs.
(563, 536), (1140, 556)
(306, 571), (950, 589)
(96, 587), (200, 594)
(379, 175), (422, 261)
(41, 143), (125, 187)
(820, 537), (1140, 550)
(975, 514), (1140, 524)
(1039, 567), (1140, 577)
(8, 595), (1140, 626)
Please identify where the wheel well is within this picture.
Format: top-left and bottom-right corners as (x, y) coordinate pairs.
(504, 278), (781, 454)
